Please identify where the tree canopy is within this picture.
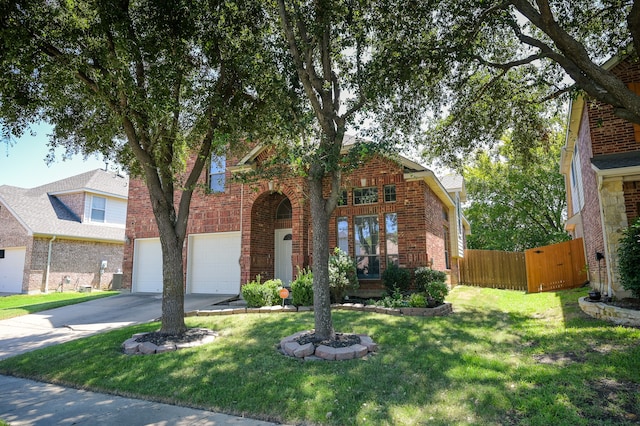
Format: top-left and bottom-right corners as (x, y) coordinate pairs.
(464, 123), (570, 252)
(421, 0), (640, 166)
(0, 0), (296, 334)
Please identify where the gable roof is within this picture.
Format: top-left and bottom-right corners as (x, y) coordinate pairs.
(0, 169), (128, 242)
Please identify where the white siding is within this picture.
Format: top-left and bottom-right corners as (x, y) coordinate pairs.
(84, 194), (127, 226)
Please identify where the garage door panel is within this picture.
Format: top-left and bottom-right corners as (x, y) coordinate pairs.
(0, 247), (26, 293)
(132, 238), (162, 293)
(188, 232), (240, 294)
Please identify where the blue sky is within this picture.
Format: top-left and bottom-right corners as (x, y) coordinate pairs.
(1, 123), (109, 188)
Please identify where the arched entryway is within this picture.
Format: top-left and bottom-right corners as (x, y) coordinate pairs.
(249, 192), (295, 284)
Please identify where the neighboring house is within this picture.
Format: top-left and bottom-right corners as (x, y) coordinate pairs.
(122, 142), (470, 298)
(0, 169), (129, 293)
(561, 55), (640, 298)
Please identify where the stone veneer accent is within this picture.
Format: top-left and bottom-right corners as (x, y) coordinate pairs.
(579, 297), (640, 327)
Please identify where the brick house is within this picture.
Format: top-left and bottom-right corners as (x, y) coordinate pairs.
(0, 169), (129, 293)
(122, 143), (469, 297)
(561, 55), (640, 298)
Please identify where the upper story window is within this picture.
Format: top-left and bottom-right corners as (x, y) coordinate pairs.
(337, 190), (348, 207)
(209, 155), (226, 193)
(353, 187), (378, 205)
(384, 185), (396, 203)
(91, 196), (106, 222)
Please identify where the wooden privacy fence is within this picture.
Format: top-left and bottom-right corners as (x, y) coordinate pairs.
(459, 238), (587, 293)
(459, 250), (527, 291)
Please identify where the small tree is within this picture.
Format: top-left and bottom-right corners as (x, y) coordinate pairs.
(619, 217), (640, 298)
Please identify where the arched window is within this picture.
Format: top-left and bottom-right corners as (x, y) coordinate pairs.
(276, 198), (292, 220)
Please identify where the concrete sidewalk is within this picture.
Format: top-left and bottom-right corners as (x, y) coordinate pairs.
(0, 293), (284, 425)
(0, 375), (280, 425)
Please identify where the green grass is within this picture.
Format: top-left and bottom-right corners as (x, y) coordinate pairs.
(0, 291), (119, 320)
(1, 286), (639, 425)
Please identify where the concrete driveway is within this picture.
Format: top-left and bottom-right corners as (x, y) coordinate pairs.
(0, 292), (233, 360)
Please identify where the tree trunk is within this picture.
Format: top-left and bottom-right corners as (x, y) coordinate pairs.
(309, 176), (335, 341)
(159, 229), (187, 335)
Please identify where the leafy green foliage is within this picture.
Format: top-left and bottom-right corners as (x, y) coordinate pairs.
(328, 248), (358, 303)
(290, 267), (314, 306)
(408, 292), (428, 308)
(619, 217), (640, 298)
(414, 267), (447, 293)
(241, 277), (283, 308)
(423, 281), (449, 306)
(382, 263), (412, 293)
(463, 131), (570, 251)
(419, 0), (640, 164)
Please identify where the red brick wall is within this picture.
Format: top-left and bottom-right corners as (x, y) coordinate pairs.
(123, 153), (451, 296)
(588, 60), (640, 156)
(579, 107), (607, 285)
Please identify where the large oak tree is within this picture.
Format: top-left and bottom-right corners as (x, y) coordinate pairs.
(0, 0), (293, 335)
(273, 0), (439, 340)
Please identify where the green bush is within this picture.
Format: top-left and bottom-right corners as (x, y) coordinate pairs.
(291, 267), (314, 306)
(241, 276), (283, 308)
(424, 281), (449, 305)
(328, 248), (358, 303)
(381, 263), (412, 292)
(619, 217), (640, 298)
(414, 267), (447, 293)
(408, 292), (428, 308)
(377, 286), (408, 308)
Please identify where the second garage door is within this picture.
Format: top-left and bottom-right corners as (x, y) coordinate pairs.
(187, 232), (241, 294)
(0, 247), (26, 293)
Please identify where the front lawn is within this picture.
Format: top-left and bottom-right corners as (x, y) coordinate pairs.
(1, 286), (639, 425)
(0, 291), (119, 320)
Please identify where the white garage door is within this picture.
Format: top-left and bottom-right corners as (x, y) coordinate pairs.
(187, 232), (241, 294)
(0, 247), (26, 293)
(132, 238), (163, 293)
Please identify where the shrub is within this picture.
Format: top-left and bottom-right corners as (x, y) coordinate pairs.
(377, 286), (408, 308)
(291, 267), (314, 306)
(241, 276), (283, 308)
(424, 281), (449, 305)
(414, 267), (447, 293)
(381, 263), (412, 292)
(328, 248), (358, 303)
(408, 292), (428, 308)
(619, 217), (640, 298)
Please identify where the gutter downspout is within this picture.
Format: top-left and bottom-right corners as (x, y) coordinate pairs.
(45, 235), (56, 293)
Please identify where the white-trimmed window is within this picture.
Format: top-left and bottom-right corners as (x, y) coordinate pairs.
(91, 196), (106, 222)
(337, 217), (349, 253)
(354, 215), (380, 278)
(209, 155), (226, 193)
(570, 145), (585, 213)
(353, 187), (378, 205)
(385, 213), (398, 266)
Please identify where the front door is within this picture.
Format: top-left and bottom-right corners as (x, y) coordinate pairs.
(274, 228), (293, 285)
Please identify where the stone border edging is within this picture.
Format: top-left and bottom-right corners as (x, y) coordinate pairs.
(122, 329), (218, 355)
(279, 330), (379, 361)
(579, 297), (640, 327)
(185, 302), (453, 317)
